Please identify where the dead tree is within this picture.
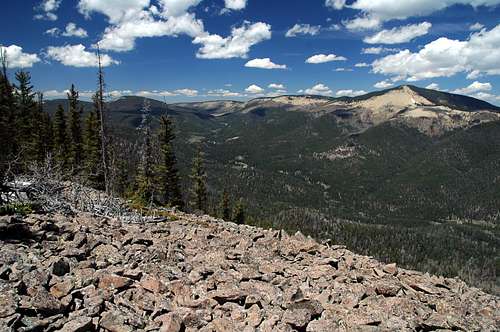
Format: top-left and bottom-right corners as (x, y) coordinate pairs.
(96, 44), (110, 195)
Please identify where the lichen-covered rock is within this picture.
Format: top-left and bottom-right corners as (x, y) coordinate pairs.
(0, 212), (498, 331)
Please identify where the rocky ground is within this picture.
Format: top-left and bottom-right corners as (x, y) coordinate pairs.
(0, 212), (498, 331)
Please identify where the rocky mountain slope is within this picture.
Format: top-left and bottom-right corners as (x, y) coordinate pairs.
(0, 212), (498, 331)
(42, 85), (500, 294)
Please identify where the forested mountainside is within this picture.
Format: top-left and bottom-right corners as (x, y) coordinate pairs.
(43, 85), (500, 293)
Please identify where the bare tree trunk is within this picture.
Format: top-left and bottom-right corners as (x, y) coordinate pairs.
(96, 44), (110, 195)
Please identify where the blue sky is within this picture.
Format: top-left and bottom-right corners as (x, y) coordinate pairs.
(1, 0), (500, 104)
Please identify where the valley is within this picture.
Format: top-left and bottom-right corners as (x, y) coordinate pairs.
(45, 85), (500, 293)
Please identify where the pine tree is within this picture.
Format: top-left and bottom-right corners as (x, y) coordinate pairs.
(232, 198), (245, 225)
(156, 115), (183, 209)
(134, 100), (156, 204)
(189, 148), (208, 213)
(53, 104), (69, 169)
(83, 94), (104, 188)
(39, 110), (54, 160)
(67, 84), (83, 171)
(219, 189), (231, 220)
(13, 70), (37, 165)
(31, 93), (49, 164)
(0, 47), (15, 184)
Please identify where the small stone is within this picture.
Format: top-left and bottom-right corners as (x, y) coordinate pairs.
(282, 300), (324, 330)
(52, 258), (71, 276)
(382, 263), (397, 275)
(0, 292), (17, 318)
(158, 313), (182, 332)
(98, 274), (133, 291)
(50, 279), (74, 298)
(32, 289), (64, 316)
(100, 311), (132, 332)
(59, 316), (93, 332)
(140, 276), (163, 293)
(246, 304), (262, 327)
(375, 281), (401, 297)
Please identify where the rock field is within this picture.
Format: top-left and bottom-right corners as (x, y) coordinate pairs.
(0, 212), (498, 331)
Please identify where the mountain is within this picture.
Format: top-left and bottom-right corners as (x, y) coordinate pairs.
(43, 85), (500, 292)
(44, 85), (500, 137)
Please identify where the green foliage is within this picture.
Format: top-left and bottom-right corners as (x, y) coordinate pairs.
(13, 70), (37, 167)
(67, 84), (83, 170)
(269, 208), (499, 294)
(232, 198), (245, 225)
(134, 100), (156, 205)
(0, 51), (15, 184)
(0, 202), (34, 216)
(189, 148), (208, 213)
(53, 105), (69, 169)
(156, 115), (183, 209)
(219, 190), (231, 220)
(83, 94), (104, 189)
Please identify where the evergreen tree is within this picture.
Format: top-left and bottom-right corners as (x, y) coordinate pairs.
(13, 70), (37, 165)
(232, 199), (245, 225)
(83, 93), (104, 188)
(219, 189), (231, 220)
(189, 148), (208, 213)
(156, 115), (183, 209)
(39, 111), (54, 160)
(134, 100), (156, 204)
(30, 93), (53, 164)
(53, 104), (69, 169)
(0, 47), (15, 184)
(67, 84), (83, 170)
(83, 96), (104, 189)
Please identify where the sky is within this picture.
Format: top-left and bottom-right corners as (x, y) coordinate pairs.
(1, 0), (500, 104)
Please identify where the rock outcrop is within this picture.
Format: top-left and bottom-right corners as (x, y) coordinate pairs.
(0, 213), (498, 331)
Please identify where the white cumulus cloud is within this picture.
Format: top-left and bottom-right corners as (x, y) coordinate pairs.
(325, 0), (346, 10)
(46, 23), (88, 38)
(245, 84), (264, 94)
(0, 45), (41, 68)
(426, 83), (441, 90)
(470, 22), (485, 31)
(364, 22), (432, 44)
(374, 80), (394, 89)
(355, 62), (369, 67)
(245, 58), (286, 69)
(224, 0), (247, 10)
(62, 23), (89, 38)
(98, 12), (204, 52)
(34, 0), (61, 21)
(193, 22), (271, 59)
(268, 83), (286, 89)
(372, 24), (500, 81)
(207, 89), (242, 97)
(78, 0), (151, 24)
(46, 44), (119, 67)
(343, 15), (381, 31)
(343, 0), (500, 31)
(452, 81), (492, 94)
(285, 24), (321, 37)
(336, 89), (367, 97)
(361, 47), (398, 54)
(305, 83), (333, 96)
(306, 53), (347, 64)
(174, 88), (198, 96)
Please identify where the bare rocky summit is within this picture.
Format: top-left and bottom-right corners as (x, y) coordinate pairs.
(0, 212), (498, 331)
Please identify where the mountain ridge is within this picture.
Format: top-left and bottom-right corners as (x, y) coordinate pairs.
(44, 84), (500, 113)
